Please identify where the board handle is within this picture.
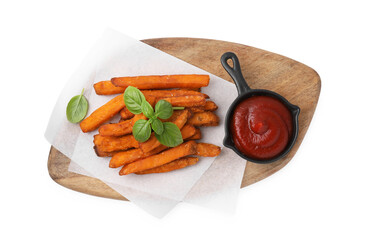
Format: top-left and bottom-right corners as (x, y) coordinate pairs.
(221, 52), (251, 95)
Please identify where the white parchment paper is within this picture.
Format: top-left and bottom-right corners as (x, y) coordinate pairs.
(45, 29), (246, 217)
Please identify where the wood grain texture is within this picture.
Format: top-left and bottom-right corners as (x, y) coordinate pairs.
(48, 38), (321, 200)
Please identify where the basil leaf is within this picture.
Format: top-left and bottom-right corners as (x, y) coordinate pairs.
(66, 89), (89, 123)
(124, 86), (146, 114)
(154, 100), (173, 119)
(151, 119), (164, 135)
(132, 119), (151, 142)
(155, 122), (183, 147)
(141, 100), (154, 119)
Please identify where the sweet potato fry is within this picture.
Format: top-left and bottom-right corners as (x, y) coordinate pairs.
(80, 94), (125, 132)
(161, 109), (192, 123)
(135, 157), (199, 175)
(179, 124), (197, 139)
(141, 89), (208, 99)
(187, 111), (219, 127)
(98, 114), (146, 137)
(93, 134), (138, 152)
(189, 101), (218, 113)
(111, 75), (210, 89)
(93, 81), (208, 96)
(196, 143), (221, 157)
(120, 108), (135, 120)
(187, 128), (201, 140)
(94, 146), (119, 157)
(94, 81), (126, 95)
(204, 100), (218, 111)
(161, 95), (206, 107)
(181, 88), (201, 92)
(109, 145), (167, 168)
(120, 141), (197, 175)
(139, 110), (189, 153)
(109, 124), (196, 168)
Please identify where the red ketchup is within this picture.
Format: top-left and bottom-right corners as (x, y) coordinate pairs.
(230, 96), (293, 160)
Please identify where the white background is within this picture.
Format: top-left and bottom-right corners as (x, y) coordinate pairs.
(1, 0), (365, 239)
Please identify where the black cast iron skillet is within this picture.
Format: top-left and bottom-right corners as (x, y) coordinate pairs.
(221, 52), (300, 164)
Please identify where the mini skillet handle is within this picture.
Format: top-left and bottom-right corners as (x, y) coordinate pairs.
(221, 52), (251, 95)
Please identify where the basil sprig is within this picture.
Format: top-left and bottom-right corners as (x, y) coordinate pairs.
(124, 86), (184, 147)
(66, 88), (89, 123)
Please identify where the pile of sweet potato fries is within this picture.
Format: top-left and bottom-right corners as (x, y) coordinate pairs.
(79, 74), (221, 175)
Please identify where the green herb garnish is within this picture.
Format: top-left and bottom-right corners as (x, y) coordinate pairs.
(132, 119), (152, 142)
(151, 118), (164, 135)
(124, 86), (184, 147)
(66, 88), (89, 123)
(124, 86), (146, 114)
(155, 122), (183, 147)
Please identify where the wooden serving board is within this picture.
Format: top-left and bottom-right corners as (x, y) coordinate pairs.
(48, 38), (321, 201)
